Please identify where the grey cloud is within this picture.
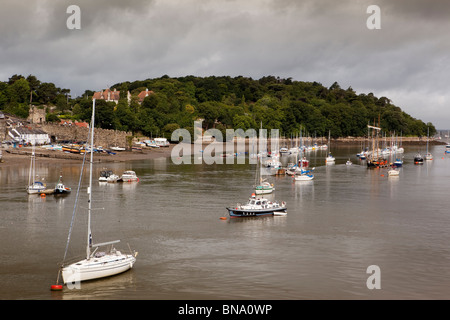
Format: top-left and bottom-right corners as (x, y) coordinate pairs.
(1, 0), (450, 128)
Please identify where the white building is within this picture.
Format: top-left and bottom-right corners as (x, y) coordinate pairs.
(8, 127), (50, 145)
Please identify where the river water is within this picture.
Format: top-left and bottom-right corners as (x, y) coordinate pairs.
(1, 144), (450, 300)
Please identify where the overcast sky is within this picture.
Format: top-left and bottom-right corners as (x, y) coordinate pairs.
(1, 0), (449, 128)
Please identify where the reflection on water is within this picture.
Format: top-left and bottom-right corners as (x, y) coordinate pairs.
(1, 144), (450, 299)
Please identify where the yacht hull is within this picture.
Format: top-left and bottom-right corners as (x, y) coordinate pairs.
(62, 254), (136, 284)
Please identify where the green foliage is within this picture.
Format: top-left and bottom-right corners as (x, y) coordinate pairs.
(0, 74), (437, 138)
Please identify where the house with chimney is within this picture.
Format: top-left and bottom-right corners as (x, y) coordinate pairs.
(93, 88), (131, 104)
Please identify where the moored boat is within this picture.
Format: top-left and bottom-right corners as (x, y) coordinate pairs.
(54, 176), (71, 195)
(226, 194), (287, 217)
(414, 153), (424, 164)
(119, 170), (139, 182)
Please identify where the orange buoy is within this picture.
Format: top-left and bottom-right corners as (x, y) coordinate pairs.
(380, 174), (384, 177)
(40, 193), (46, 198)
(50, 285), (63, 291)
(220, 217), (227, 220)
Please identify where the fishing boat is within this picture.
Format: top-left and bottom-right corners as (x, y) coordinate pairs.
(54, 176), (71, 195)
(119, 170), (139, 182)
(346, 159), (352, 165)
(26, 141), (47, 194)
(226, 193), (287, 217)
(57, 99), (137, 286)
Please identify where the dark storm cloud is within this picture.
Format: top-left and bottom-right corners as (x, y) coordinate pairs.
(1, 0), (449, 127)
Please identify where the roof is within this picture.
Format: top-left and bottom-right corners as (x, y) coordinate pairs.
(138, 89), (154, 102)
(93, 88), (121, 101)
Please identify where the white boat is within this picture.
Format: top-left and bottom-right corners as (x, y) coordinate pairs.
(99, 170), (113, 182)
(59, 99), (137, 286)
(154, 137), (170, 147)
(107, 173), (120, 183)
(388, 168), (400, 176)
(110, 146), (126, 151)
(255, 179), (274, 194)
(26, 141), (47, 194)
(120, 170), (139, 182)
(346, 159), (352, 165)
(325, 153), (335, 163)
(294, 171), (314, 181)
(425, 127), (433, 160)
(325, 131), (335, 164)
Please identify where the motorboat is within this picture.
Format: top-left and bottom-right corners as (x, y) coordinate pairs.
(119, 170), (139, 182)
(99, 170), (113, 182)
(226, 193), (287, 217)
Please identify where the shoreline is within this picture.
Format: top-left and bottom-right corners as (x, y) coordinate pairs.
(0, 137), (445, 167)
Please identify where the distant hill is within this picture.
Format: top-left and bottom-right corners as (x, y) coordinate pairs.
(1, 74), (435, 139)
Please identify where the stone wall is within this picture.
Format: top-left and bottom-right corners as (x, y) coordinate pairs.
(39, 123), (132, 148)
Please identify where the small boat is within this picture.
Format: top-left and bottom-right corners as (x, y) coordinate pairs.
(107, 173), (119, 183)
(54, 176), (71, 195)
(99, 170), (113, 182)
(110, 146), (126, 151)
(346, 159), (352, 165)
(424, 153), (433, 161)
(414, 153), (424, 164)
(325, 153), (335, 163)
(26, 143), (47, 194)
(119, 170), (139, 182)
(388, 168), (400, 176)
(255, 179), (274, 194)
(393, 158), (403, 167)
(294, 167), (314, 181)
(27, 181), (47, 194)
(298, 157), (309, 168)
(226, 194), (287, 217)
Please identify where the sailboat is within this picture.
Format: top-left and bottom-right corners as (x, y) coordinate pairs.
(294, 128), (314, 181)
(424, 127), (433, 160)
(57, 99), (137, 286)
(325, 130), (335, 164)
(26, 139), (46, 194)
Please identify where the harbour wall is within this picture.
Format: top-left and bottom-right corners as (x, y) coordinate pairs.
(39, 123), (132, 148)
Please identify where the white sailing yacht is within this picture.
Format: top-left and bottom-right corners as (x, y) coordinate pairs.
(325, 130), (335, 164)
(425, 127), (433, 161)
(26, 139), (46, 194)
(59, 99), (137, 285)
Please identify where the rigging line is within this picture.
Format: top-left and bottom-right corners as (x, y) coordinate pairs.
(61, 128), (91, 264)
